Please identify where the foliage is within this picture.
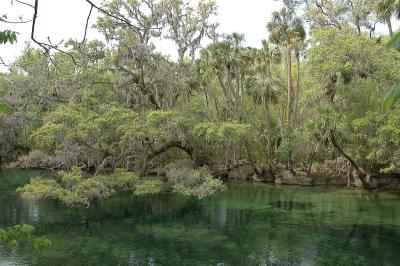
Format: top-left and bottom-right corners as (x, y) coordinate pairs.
(0, 102), (7, 114)
(192, 121), (252, 143)
(8, 150), (57, 169)
(384, 30), (400, 107)
(0, 30), (17, 44)
(133, 180), (165, 196)
(17, 167), (140, 207)
(0, 224), (51, 251)
(353, 109), (400, 172)
(166, 162), (225, 199)
(305, 26), (400, 174)
(384, 83), (400, 108)
(18, 164), (225, 206)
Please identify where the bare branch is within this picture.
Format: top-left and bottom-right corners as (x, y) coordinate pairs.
(85, 0), (141, 31)
(0, 16), (32, 24)
(30, 0), (77, 64)
(12, 0), (35, 8)
(0, 56), (9, 67)
(81, 5), (94, 44)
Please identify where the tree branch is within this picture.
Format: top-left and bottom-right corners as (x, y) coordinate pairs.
(0, 56), (9, 67)
(0, 16), (32, 24)
(85, 0), (141, 31)
(148, 141), (193, 160)
(12, 0), (34, 8)
(329, 130), (369, 189)
(81, 5), (94, 44)
(30, 0), (77, 64)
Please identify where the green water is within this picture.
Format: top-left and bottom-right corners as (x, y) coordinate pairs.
(1, 169), (400, 265)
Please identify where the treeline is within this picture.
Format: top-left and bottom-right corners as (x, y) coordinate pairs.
(1, 0), (400, 189)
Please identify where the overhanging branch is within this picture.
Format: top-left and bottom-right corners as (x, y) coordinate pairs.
(148, 141), (193, 160)
(30, 0), (77, 64)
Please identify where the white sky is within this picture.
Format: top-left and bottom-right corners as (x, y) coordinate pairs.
(0, 0), (397, 72)
(0, 0), (282, 71)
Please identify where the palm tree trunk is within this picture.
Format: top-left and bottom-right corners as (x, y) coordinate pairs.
(286, 46), (293, 170)
(262, 97), (272, 148)
(387, 18), (394, 38)
(287, 46), (293, 127)
(292, 52), (301, 128)
(263, 97), (275, 172)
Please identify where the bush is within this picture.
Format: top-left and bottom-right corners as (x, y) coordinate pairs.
(133, 180), (165, 196)
(8, 150), (58, 169)
(166, 162), (225, 199)
(18, 167), (140, 207)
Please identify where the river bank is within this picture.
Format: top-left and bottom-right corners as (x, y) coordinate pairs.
(4, 155), (400, 190)
(144, 159), (400, 189)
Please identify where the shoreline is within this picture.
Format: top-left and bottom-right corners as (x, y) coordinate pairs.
(2, 165), (400, 190)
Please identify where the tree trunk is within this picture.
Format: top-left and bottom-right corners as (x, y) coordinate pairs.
(292, 52), (301, 129)
(387, 18), (394, 38)
(263, 96), (273, 166)
(230, 79), (275, 173)
(329, 130), (369, 187)
(287, 46), (293, 127)
(286, 46), (293, 170)
(244, 140), (262, 176)
(307, 142), (321, 177)
(347, 162), (352, 187)
(202, 85), (209, 107)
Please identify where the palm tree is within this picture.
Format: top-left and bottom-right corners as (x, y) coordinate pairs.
(292, 37), (306, 129)
(384, 29), (400, 107)
(381, 0), (400, 108)
(246, 41), (282, 170)
(267, 8), (305, 126)
(267, 7), (305, 170)
(376, 0), (400, 37)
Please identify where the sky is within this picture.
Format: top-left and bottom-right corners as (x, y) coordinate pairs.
(0, 0), (282, 71)
(0, 0), (397, 72)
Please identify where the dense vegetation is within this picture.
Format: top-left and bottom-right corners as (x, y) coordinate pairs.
(1, 0), (400, 205)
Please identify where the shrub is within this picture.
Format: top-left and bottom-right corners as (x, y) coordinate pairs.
(166, 162), (225, 199)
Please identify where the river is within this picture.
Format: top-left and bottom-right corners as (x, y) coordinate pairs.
(1, 169), (400, 265)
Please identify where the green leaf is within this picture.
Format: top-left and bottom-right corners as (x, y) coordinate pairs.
(33, 237), (52, 251)
(388, 31), (400, 50)
(384, 83), (400, 108)
(0, 102), (6, 114)
(0, 30), (18, 45)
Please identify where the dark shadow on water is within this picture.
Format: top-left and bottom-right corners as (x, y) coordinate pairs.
(269, 200), (314, 210)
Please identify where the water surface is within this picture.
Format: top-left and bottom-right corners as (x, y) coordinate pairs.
(1, 169), (400, 265)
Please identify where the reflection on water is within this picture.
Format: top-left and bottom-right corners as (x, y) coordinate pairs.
(1, 170), (400, 265)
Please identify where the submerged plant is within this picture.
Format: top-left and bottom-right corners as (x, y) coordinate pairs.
(0, 224), (52, 251)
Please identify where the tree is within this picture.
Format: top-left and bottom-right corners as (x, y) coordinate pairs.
(304, 0), (378, 35)
(267, 7), (305, 170)
(306, 27), (400, 186)
(164, 0), (218, 65)
(95, 0), (165, 110)
(376, 0), (400, 36)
